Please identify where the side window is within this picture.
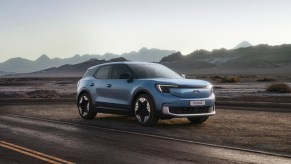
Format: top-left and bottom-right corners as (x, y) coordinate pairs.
(94, 65), (111, 79)
(111, 64), (132, 79)
(83, 68), (96, 78)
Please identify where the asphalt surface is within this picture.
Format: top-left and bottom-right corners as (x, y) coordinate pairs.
(0, 114), (290, 164)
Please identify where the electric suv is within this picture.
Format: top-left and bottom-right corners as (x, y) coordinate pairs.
(77, 62), (215, 126)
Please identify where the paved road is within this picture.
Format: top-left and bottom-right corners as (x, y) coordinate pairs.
(0, 114), (290, 164)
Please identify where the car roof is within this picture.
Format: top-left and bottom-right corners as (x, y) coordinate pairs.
(88, 61), (159, 70)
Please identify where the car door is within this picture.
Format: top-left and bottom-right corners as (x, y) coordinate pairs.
(106, 64), (134, 109)
(93, 65), (113, 105)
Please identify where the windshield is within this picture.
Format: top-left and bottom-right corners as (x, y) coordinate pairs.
(128, 63), (183, 79)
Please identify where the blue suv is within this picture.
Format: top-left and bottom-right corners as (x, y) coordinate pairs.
(77, 62), (215, 126)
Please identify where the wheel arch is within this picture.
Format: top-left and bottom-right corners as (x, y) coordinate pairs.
(77, 88), (91, 106)
(131, 89), (156, 113)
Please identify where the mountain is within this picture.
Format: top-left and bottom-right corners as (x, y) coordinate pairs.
(3, 43), (291, 77)
(0, 57), (35, 73)
(121, 47), (175, 62)
(160, 44), (291, 75)
(9, 43), (291, 77)
(0, 48), (175, 73)
(11, 57), (127, 77)
(0, 55), (89, 73)
(0, 71), (14, 76)
(160, 51), (183, 62)
(234, 41), (252, 49)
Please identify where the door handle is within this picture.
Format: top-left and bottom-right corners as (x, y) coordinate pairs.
(89, 83), (94, 87)
(106, 84), (112, 88)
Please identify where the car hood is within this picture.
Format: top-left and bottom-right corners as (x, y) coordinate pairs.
(151, 78), (211, 87)
(148, 78), (212, 98)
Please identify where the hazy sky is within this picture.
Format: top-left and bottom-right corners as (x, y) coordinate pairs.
(1, 0), (291, 62)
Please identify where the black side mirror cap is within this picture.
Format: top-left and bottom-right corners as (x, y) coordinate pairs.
(119, 73), (130, 79)
(119, 73), (134, 83)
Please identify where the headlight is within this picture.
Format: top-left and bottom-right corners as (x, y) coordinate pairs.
(207, 84), (213, 93)
(77, 80), (80, 87)
(156, 84), (178, 93)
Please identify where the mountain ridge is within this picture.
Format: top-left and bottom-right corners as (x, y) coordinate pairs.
(0, 48), (176, 73)
(10, 57), (127, 77)
(234, 41), (252, 49)
(2, 43), (291, 76)
(160, 43), (291, 75)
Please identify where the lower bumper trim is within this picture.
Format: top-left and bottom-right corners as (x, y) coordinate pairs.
(162, 106), (216, 117)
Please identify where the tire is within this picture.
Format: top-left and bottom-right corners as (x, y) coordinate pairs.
(187, 116), (208, 124)
(77, 93), (97, 119)
(134, 94), (158, 126)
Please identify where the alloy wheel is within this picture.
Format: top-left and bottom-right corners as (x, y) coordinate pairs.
(135, 97), (150, 123)
(78, 95), (90, 117)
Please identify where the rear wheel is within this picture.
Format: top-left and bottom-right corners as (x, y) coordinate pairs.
(77, 93), (97, 119)
(134, 94), (158, 126)
(187, 116), (208, 124)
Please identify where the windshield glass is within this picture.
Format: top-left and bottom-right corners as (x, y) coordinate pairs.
(128, 63), (183, 79)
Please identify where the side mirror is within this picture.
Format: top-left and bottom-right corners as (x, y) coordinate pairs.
(181, 74), (186, 79)
(119, 73), (134, 83)
(119, 73), (130, 79)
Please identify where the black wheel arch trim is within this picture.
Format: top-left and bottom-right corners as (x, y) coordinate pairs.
(77, 88), (93, 106)
(131, 88), (157, 115)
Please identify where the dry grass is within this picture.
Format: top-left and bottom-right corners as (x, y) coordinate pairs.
(266, 83), (291, 93)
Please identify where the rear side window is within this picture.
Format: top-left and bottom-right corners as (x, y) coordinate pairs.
(83, 68), (96, 78)
(94, 65), (111, 79)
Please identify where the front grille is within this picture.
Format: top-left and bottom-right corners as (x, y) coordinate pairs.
(169, 106), (214, 114)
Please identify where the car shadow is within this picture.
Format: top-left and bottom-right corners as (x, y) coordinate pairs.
(76, 114), (206, 129)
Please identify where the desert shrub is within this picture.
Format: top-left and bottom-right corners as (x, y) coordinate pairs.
(211, 76), (240, 83)
(211, 76), (224, 81)
(220, 76), (240, 83)
(212, 76), (223, 79)
(256, 77), (275, 82)
(266, 83), (291, 93)
(213, 86), (223, 89)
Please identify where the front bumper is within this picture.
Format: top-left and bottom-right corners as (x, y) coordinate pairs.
(157, 93), (216, 118)
(162, 106), (216, 117)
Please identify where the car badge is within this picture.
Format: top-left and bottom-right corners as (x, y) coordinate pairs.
(193, 90), (200, 94)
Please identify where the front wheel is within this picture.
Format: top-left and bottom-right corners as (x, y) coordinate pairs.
(134, 94), (158, 126)
(187, 116), (208, 124)
(77, 93), (97, 119)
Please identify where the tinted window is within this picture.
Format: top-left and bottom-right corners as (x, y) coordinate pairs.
(94, 65), (111, 79)
(83, 68), (96, 78)
(111, 64), (132, 79)
(128, 63), (182, 79)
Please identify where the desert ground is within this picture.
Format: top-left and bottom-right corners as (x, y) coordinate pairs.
(1, 75), (291, 102)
